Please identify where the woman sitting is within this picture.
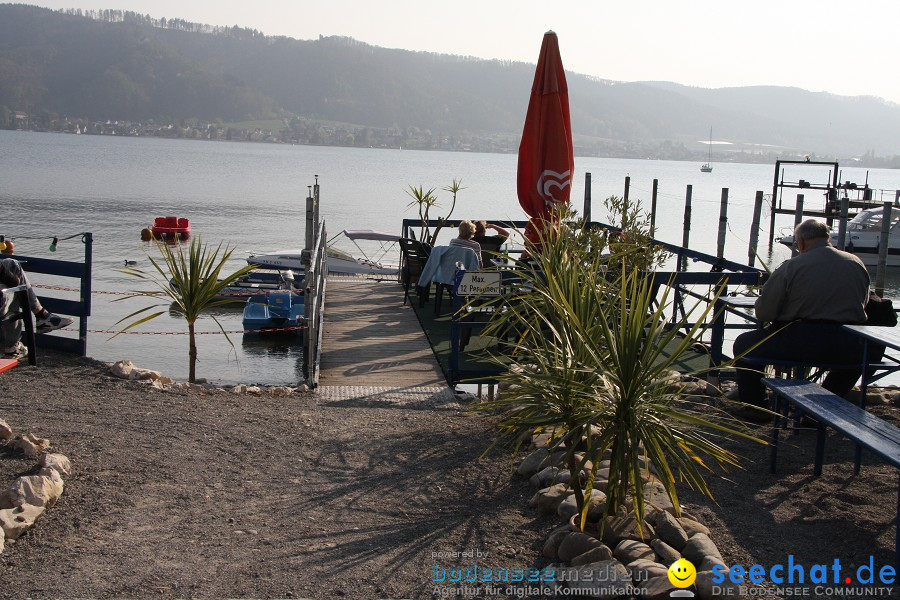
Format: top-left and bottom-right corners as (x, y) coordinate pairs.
(449, 220), (483, 267)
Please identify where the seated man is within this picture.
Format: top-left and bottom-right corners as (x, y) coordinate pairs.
(1, 258), (73, 358)
(733, 219), (870, 410)
(449, 220), (483, 267)
(472, 220), (509, 266)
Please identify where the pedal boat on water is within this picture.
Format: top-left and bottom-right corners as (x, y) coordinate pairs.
(242, 290), (305, 335)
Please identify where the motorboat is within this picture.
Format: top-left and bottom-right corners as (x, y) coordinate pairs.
(247, 229), (400, 276)
(170, 269), (301, 302)
(777, 206), (900, 267)
(242, 290), (304, 334)
(151, 216), (191, 238)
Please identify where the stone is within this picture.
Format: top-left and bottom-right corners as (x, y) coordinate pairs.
(682, 533), (724, 567)
(245, 386), (262, 395)
(131, 367), (163, 381)
(627, 559), (669, 583)
(613, 539), (656, 563)
(642, 480), (675, 514)
(655, 510), (689, 550)
(557, 532), (604, 562)
(0, 523), (4, 553)
(649, 538), (681, 565)
(641, 574), (680, 600)
(530, 466), (561, 488)
(600, 515), (655, 547)
(532, 431), (553, 448)
(232, 384), (247, 394)
(518, 448), (561, 477)
(542, 525), (571, 559)
(0, 503), (45, 540)
(561, 560), (631, 598)
(529, 483), (573, 515)
(699, 555), (726, 572)
(678, 517), (710, 538)
(267, 386), (293, 396)
(570, 545), (613, 566)
(0, 470), (64, 509)
(695, 570), (742, 600)
(12, 433), (50, 458)
(557, 489), (606, 521)
(0, 418), (12, 440)
(110, 359), (135, 378)
(38, 453), (72, 478)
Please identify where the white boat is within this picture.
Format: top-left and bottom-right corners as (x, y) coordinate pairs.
(778, 206), (900, 267)
(700, 128), (713, 173)
(247, 229), (401, 276)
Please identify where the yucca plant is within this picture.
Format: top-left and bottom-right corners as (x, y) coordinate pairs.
(405, 184), (439, 243)
(475, 203), (765, 534)
(114, 236), (256, 382)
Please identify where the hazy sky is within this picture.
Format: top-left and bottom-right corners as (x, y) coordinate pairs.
(29, 0), (900, 104)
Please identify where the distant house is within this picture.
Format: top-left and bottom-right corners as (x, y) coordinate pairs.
(13, 111), (27, 127)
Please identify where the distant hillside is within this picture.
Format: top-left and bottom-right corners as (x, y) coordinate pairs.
(1, 3), (899, 162)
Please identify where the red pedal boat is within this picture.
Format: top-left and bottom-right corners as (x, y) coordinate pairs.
(151, 216), (191, 238)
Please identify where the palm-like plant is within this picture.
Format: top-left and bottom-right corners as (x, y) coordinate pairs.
(475, 203), (764, 534)
(405, 184), (439, 243)
(115, 237), (257, 382)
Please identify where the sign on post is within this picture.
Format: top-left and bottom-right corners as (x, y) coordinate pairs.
(456, 271), (502, 297)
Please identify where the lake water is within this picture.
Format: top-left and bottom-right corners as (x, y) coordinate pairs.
(3, 130), (900, 384)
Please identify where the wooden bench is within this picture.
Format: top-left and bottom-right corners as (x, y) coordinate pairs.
(763, 377), (900, 568)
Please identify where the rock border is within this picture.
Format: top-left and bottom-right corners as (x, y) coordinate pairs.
(0, 417), (71, 554)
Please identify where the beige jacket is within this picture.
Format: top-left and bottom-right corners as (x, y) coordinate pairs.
(755, 243), (869, 324)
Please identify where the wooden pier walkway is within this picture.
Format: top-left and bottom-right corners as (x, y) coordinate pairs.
(317, 278), (449, 400)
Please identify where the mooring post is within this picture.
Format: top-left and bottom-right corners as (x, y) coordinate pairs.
(682, 185), (693, 271)
(623, 176), (631, 225)
(305, 185), (315, 252)
(837, 195), (850, 250)
(876, 201), (892, 296)
(650, 178), (658, 238)
(748, 191), (764, 267)
(716, 189), (729, 262)
(791, 194), (805, 257)
(583, 172), (592, 225)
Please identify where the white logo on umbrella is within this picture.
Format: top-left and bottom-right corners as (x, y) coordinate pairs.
(536, 169), (571, 207)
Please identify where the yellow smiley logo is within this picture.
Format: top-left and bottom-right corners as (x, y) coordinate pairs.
(667, 558), (697, 588)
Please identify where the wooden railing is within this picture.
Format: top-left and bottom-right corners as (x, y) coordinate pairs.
(14, 232), (93, 356)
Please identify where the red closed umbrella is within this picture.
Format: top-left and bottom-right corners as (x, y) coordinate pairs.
(517, 31), (574, 247)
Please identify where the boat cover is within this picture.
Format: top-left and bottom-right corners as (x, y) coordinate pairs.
(342, 230), (400, 242)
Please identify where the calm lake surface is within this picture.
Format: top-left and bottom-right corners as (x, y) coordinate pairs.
(3, 130), (900, 384)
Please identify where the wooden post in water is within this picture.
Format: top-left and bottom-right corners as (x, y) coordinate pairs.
(836, 195), (850, 250)
(875, 201), (892, 296)
(305, 185), (315, 252)
(650, 178), (658, 237)
(791, 194), (804, 257)
(623, 176), (630, 226)
(583, 172), (592, 225)
(716, 188), (729, 262)
(681, 185), (692, 271)
(748, 191), (764, 267)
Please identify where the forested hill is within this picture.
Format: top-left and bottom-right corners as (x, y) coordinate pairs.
(2, 3), (900, 162)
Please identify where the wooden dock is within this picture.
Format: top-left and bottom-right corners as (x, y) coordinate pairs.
(318, 278), (446, 389)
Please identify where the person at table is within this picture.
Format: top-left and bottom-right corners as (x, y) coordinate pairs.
(1, 258), (73, 359)
(449, 220), (483, 267)
(473, 220), (509, 266)
(732, 219), (870, 412)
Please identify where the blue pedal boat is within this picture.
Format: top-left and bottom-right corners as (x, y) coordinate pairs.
(242, 291), (304, 335)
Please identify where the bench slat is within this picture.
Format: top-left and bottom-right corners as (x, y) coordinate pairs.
(762, 378), (900, 468)
(0, 358), (17, 374)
